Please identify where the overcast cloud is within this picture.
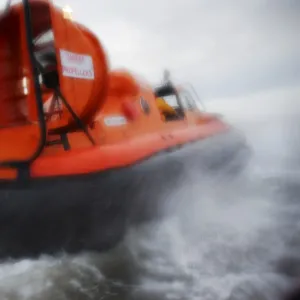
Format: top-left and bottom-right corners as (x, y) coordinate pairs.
(2, 0), (300, 100)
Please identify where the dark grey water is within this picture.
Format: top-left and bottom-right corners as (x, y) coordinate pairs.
(0, 110), (299, 300)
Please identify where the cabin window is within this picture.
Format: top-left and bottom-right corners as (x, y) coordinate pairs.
(179, 90), (197, 111)
(154, 85), (185, 122)
(162, 95), (180, 108)
(34, 29), (54, 45)
(156, 94), (185, 122)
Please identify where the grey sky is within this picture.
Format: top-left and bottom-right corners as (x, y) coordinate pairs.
(2, 0), (300, 100)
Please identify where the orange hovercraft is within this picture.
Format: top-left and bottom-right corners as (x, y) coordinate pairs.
(0, 0), (248, 259)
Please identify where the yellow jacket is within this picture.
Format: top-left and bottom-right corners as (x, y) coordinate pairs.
(156, 97), (176, 115)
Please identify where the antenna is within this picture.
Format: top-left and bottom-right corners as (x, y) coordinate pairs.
(163, 69), (171, 85)
(163, 69), (170, 81)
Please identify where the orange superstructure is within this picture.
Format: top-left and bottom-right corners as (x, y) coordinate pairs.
(0, 0), (228, 182)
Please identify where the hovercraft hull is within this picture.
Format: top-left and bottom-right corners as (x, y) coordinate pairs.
(0, 129), (249, 260)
